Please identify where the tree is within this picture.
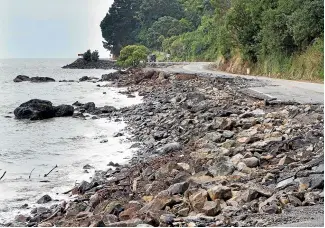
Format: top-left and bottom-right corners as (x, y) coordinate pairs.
(137, 0), (184, 27)
(91, 50), (99, 62)
(83, 50), (92, 62)
(117, 45), (149, 67)
(100, 0), (141, 57)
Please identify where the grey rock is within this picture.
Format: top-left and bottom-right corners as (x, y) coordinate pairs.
(167, 182), (189, 195)
(157, 142), (182, 154)
(208, 156), (235, 177)
(37, 195), (52, 204)
(242, 157), (259, 168)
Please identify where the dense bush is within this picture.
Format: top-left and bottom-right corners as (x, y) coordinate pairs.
(83, 50), (92, 62)
(117, 45), (149, 67)
(91, 50), (99, 62)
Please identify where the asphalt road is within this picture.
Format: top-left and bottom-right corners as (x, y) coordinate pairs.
(152, 62), (324, 104)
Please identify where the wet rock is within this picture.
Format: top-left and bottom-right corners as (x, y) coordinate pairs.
(14, 99), (55, 120)
(72, 101), (83, 106)
(54, 105), (74, 117)
(100, 139), (108, 143)
(113, 132), (124, 137)
(37, 195), (52, 204)
(30, 77), (55, 82)
(202, 200), (221, 216)
(14, 99), (73, 120)
(83, 164), (94, 170)
(108, 161), (120, 167)
(83, 102), (96, 112)
(207, 185), (232, 201)
(79, 76), (91, 81)
(242, 157), (259, 168)
(13, 75), (30, 82)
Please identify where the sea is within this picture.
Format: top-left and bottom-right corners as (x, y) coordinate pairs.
(0, 59), (142, 223)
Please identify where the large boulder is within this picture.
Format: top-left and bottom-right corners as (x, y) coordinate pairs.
(54, 105), (74, 117)
(14, 99), (56, 120)
(30, 77), (55, 82)
(14, 99), (74, 120)
(13, 75), (30, 82)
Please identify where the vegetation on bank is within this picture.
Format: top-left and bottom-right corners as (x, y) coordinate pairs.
(100, 0), (324, 81)
(117, 45), (149, 67)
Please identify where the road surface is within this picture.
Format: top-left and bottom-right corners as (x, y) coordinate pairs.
(151, 62), (324, 104)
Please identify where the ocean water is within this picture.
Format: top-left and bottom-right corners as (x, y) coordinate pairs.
(0, 59), (142, 223)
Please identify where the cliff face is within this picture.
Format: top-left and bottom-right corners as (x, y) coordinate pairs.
(62, 59), (117, 70)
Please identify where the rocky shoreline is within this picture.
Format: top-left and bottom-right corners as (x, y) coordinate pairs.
(6, 69), (324, 227)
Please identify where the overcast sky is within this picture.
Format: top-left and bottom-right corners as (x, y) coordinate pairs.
(0, 0), (113, 58)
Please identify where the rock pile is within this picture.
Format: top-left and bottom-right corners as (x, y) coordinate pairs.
(8, 69), (324, 227)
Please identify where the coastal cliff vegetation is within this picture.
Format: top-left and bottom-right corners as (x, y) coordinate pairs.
(100, 0), (324, 81)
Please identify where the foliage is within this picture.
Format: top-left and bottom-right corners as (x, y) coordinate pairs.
(100, 0), (141, 56)
(83, 50), (92, 62)
(117, 45), (149, 67)
(100, 0), (323, 80)
(91, 50), (99, 62)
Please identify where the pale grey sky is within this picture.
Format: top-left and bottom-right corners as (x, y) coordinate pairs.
(0, 0), (113, 58)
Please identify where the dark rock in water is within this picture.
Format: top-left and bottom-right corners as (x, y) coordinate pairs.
(13, 75), (30, 82)
(83, 164), (94, 170)
(79, 76), (90, 82)
(4, 115), (12, 118)
(100, 139), (108, 143)
(83, 102), (96, 112)
(30, 77), (55, 82)
(113, 132), (124, 137)
(72, 101), (83, 106)
(37, 194), (52, 204)
(108, 161), (120, 167)
(14, 99), (74, 120)
(54, 105), (74, 117)
(14, 99), (55, 120)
